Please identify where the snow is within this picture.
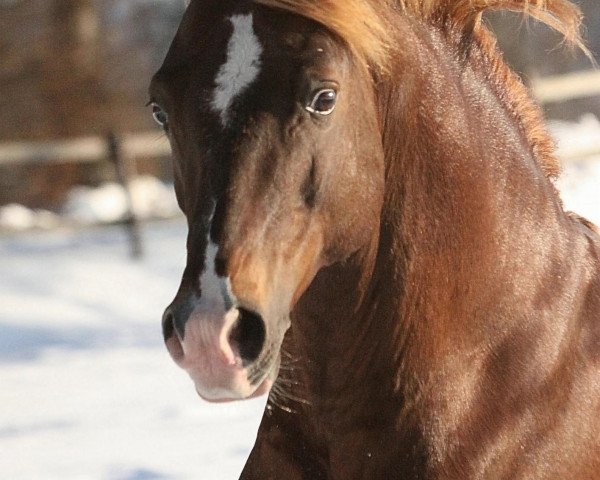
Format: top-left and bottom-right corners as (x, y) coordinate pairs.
(0, 221), (266, 480)
(0, 204), (61, 231)
(63, 176), (180, 225)
(0, 176), (180, 232)
(0, 118), (598, 479)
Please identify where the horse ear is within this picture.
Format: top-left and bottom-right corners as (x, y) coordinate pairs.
(458, 11), (482, 54)
(463, 11), (482, 39)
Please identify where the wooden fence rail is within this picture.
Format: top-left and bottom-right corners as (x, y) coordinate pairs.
(0, 131), (171, 258)
(0, 70), (598, 167)
(532, 70), (600, 105)
(0, 131), (171, 166)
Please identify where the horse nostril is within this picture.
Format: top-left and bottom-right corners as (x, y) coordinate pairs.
(229, 308), (266, 366)
(162, 307), (185, 362)
(162, 308), (175, 342)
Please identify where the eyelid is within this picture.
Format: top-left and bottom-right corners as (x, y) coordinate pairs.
(151, 102), (169, 127)
(306, 88), (337, 115)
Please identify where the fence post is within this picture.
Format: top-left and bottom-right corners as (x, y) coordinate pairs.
(107, 132), (143, 259)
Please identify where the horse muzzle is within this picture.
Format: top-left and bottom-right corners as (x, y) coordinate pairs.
(162, 296), (280, 402)
(162, 227), (322, 402)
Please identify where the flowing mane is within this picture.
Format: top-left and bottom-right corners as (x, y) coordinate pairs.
(254, 0), (585, 70)
(254, 0), (587, 178)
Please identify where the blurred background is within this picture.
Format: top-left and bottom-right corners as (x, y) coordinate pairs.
(0, 1), (599, 479)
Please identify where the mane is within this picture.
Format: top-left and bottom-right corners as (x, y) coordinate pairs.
(254, 0), (586, 72)
(254, 0), (589, 178)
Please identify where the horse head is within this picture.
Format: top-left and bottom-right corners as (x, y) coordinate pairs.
(151, 2), (384, 402)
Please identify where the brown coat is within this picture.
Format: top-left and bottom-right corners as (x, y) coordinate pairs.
(152, 1), (600, 478)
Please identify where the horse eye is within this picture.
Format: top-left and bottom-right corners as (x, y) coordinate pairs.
(306, 89), (337, 115)
(151, 103), (168, 127)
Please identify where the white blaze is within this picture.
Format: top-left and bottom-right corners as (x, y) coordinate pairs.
(197, 242), (229, 313)
(199, 242), (238, 310)
(196, 205), (237, 313)
(211, 13), (263, 126)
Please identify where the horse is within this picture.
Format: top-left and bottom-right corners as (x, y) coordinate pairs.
(150, 0), (600, 478)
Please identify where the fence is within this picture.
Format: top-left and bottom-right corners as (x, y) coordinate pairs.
(1, 71), (597, 166)
(0, 132), (170, 166)
(0, 69), (599, 253)
(0, 131), (171, 257)
(533, 70), (600, 161)
(531, 70), (600, 105)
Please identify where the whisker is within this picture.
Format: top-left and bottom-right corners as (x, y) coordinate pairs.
(274, 377), (302, 386)
(271, 374), (312, 407)
(269, 385), (299, 414)
(278, 391), (312, 406)
(276, 364), (300, 372)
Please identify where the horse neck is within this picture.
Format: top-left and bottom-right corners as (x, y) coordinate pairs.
(291, 19), (579, 434)
(383, 21), (573, 357)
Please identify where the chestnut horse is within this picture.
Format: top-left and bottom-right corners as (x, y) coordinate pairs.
(151, 0), (600, 478)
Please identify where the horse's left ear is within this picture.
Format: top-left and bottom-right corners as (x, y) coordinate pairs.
(464, 12), (483, 38)
(459, 11), (483, 51)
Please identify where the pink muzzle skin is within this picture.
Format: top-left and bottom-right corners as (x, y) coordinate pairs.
(165, 305), (274, 402)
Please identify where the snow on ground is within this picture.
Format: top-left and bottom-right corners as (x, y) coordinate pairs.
(0, 117), (598, 480)
(0, 175), (180, 233)
(0, 220), (266, 480)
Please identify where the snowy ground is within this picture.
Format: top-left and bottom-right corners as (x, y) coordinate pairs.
(0, 220), (266, 480)
(0, 117), (598, 479)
